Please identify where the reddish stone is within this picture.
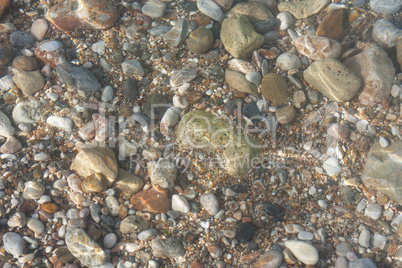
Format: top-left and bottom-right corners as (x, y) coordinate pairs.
(316, 9), (344, 42)
(34, 40), (67, 68)
(191, 261), (203, 268)
(20, 199), (37, 215)
(0, 0), (10, 18)
(130, 185), (169, 214)
(0, 136), (22, 154)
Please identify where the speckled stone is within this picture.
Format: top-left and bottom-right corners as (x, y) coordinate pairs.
(23, 181), (45, 200)
(151, 237), (185, 258)
(13, 70), (45, 96)
(230, 2), (273, 24)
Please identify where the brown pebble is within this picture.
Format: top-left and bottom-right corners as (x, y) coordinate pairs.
(41, 203), (59, 213)
(316, 9), (344, 42)
(12, 55), (38, 71)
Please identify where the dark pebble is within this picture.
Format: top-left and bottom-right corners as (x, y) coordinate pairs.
(10, 31), (35, 47)
(101, 215), (115, 226)
(229, 184), (247, 193)
(263, 203), (283, 222)
(144, 94), (168, 120)
(178, 1), (198, 11)
(254, 18), (281, 34)
(247, 241), (258, 250)
(242, 102), (262, 118)
(277, 169), (287, 183)
(124, 78), (138, 100)
(190, 202), (202, 213)
(236, 222), (255, 243)
(211, 22), (221, 40)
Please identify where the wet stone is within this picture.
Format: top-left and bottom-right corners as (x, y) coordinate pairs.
(31, 19), (48, 40)
(370, 0), (401, 14)
(365, 202), (382, 220)
(200, 193), (219, 216)
(81, 173), (108, 193)
(172, 194), (190, 213)
(170, 68), (197, 87)
(55, 247), (75, 264)
(151, 237), (185, 258)
(35, 40), (67, 68)
(263, 203), (283, 222)
(237, 222), (255, 242)
(164, 19), (195, 47)
(65, 228), (105, 267)
(120, 215), (150, 235)
(348, 258), (377, 268)
(138, 228), (158, 241)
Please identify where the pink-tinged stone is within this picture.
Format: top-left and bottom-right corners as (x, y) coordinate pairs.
(294, 35), (341, 61)
(79, 121), (95, 140)
(31, 19), (48, 40)
(343, 46), (395, 106)
(227, 59), (257, 74)
(0, 136), (22, 153)
(0, 0), (10, 18)
(35, 40), (67, 68)
(46, 0), (118, 32)
(92, 113), (108, 142)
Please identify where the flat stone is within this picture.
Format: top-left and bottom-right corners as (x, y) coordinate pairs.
(31, 19), (48, 40)
(358, 229), (370, 247)
(119, 215), (150, 234)
(221, 14), (264, 60)
(138, 228), (158, 241)
(3, 232), (25, 258)
(336, 242), (351, 256)
(276, 52), (301, 70)
(187, 27), (213, 54)
(261, 73), (288, 104)
(200, 193), (219, 216)
(46, 115), (74, 132)
(164, 19), (195, 47)
(27, 218), (45, 234)
(304, 58), (361, 102)
(0, 110), (14, 137)
(225, 69), (258, 96)
(295, 35), (341, 61)
(370, 0), (401, 14)
(172, 194), (190, 213)
(12, 55), (37, 72)
(230, 2), (273, 24)
(144, 94), (168, 120)
(278, 0), (331, 19)
(227, 59), (257, 74)
(175, 110), (260, 177)
(151, 237), (185, 258)
(254, 250), (283, 268)
(124, 78), (138, 100)
(275, 106), (296, 124)
(13, 70), (44, 96)
(0, 136), (22, 153)
(323, 156), (342, 176)
(114, 168), (144, 195)
(237, 222), (255, 242)
(277, 12), (293, 31)
(149, 25), (172, 37)
(149, 159), (177, 189)
(56, 62), (101, 92)
(121, 59), (145, 76)
(254, 18), (281, 34)
(245, 71), (262, 85)
(365, 202), (382, 220)
(327, 123), (349, 140)
(372, 19), (401, 48)
(46, 0), (118, 31)
(316, 9), (344, 42)
(343, 46), (395, 106)
(130, 185), (169, 214)
(298, 231), (314, 240)
(348, 258), (377, 268)
(0, 22), (16, 34)
(284, 240), (319, 265)
(70, 146), (118, 185)
(170, 68), (197, 87)
(65, 228), (105, 267)
(142, 0), (166, 19)
(10, 31), (34, 47)
(79, 121), (95, 140)
(197, 0), (224, 21)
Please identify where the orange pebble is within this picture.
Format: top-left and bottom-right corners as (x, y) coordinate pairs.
(41, 203), (59, 213)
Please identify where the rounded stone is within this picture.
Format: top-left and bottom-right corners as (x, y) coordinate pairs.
(13, 70), (45, 96)
(12, 55), (38, 72)
(200, 193), (219, 216)
(370, 0), (401, 14)
(142, 0), (167, 19)
(81, 173), (108, 193)
(285, 240), (319, 265)
(10, 31), (34, 47)
(3, 232), (25, 258)
(275, 106), (296, 124)
(27, 218), (45, 234)
(31, 19), (48, 40)
(187, 27), (213, 54)
(261, 73), (289, 104)
(23, 181), (45, 200)
(103, 233), (117, 249)
(276, 52), (301, 70)
(149, 159), (177, 189)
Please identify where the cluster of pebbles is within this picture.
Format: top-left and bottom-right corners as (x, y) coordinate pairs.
(0, 0), (401, 267)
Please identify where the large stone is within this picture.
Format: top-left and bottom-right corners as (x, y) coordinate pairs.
(0, 110), (14, 137)
(221, 14), (264, 60)
(13, 70), (45, 96)
(70, 146), (118, 185)
(261, 73), (289, 104)
(230, 2), (273, 24)
(65, 228), (105, 267)
(119, 215), (150, 235)
(197, 0), (224, 22)
(176, 110), (260, 177)
(372, 19), (402, 48)
(304, 58), (361, 102)
(187, 27), (213, 54)
(284, 240), (319, 265)
(130, 185), (169, 213)
(294, 35), (341, 61)
(225, 69), (258, 96)
(151, 237), (185, 258)
(46, 0), (118, 31)
(164, 19), (195, 47)
(114, 169), (144, 195)
(316, 9), (344, 42)
(149, 159), (177, 189)
(35, 40), (67, 68)
(278, 0), (331, 19)
(142, 0), (166, 19)
(361, 142), (402, 205)
(121, 59), (145, 76)
(56, 62), (101, 92)
(3, 232), (24, 258)
(343, 46), (395, 106)
(370, 0), (402, 14)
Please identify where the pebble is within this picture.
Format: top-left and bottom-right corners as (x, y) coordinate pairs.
(295, 35), (341, 61)
(149, 159), (177, 188)
(10, 31), (34, 47)
(46, 115), (74, 132)
(105, 195), (119, 216)
(276, 52), (301, 70)
(3, 232), (25, 258)
(0, 111), (14, 137)
(92, 41), (106, 55)
(197, 0), (224, 22)
(101, 86), (114, 102)
(200, 193), (219, 216)
(275, 106), (296, 124)
(138, 228), (158, 241)
(151, 237), (185, 258)
(142, 0), (166, 19)
(160, 107), (181, 134)
(336, 242), (351, 256)
(358, 229), (370, 247)
(12, 55), (38, 72)
(27, 218), (45, 234)
(236, 222), (255, 242)
(23, 181), (45, 199)
(318, 199), (328, 208)
(323, 156), (342, 176)
(372, 233), (387, 249)
(379, 137), (389, 148)
(316, 9), (344, 42)
(225, 69), (258, 96)
(187, 27), (213, 54)
(207, 243), (222, 258)
(276, 12), (293, 31)
(365, 203), (382, 220)
(164, 19), (194, 47)
(261, 73), (289, 104)
(254, 250), (283, 268)
(56, 62), (101, 92)
(13, 70), (45, 96)
(172, 194), (190, 213)
(34, 40), (67, 68)
(298, 231), (314, 240)
(0, 22), (16, 34)
(170, 68), (197, 87)
(285, 224), (304, 234)
(245, 71), (262, 85)
(254, 18), (281, 34)
(103, 233), (117, 249)
(122, 59), (145, 76)
(370, 0), (402, 14)
(278, 0), (331, 19)
(284, 240), (319, 265)
(124, 78), (138, 100)
(31, 19), (48, 40)
(372, 19), (401, 48)
(348, 258), (377, 268)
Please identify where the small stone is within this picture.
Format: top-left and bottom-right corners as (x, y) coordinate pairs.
(130, 186), (169, 214)
(277, 12), (293, 31)
(359, 229), (370, 247)
(261, 73), (288, 104)
(372, 233), (387, 249)
(0, 22), (16, 34)
(172, 194), (190, 213)
(34, 152), (49, 161)
(12, 55), (38, 72)
(254, 18), (281, 34)
(323, 156), (342, 176)
(213, 0), (233, 12)
(31, 19), (48, 40)
(65, 228), (105, 267)
(160, 107), (181, 134)
(336, 242), (351, 256)
(372, 19), (402, 48)
(254, 250), (283, 268)
(79, 121), (95, 141)
(114, 169), (143, 195)
(370, 0), (401, 14)
(81, 173), (108, 193)
(46, 115), (74, 132)
(0, 43), (14, 67)
(122, 59), (144, 77)
(10, 31), (34, 47)
(227, 59), (257, 74)
(27, 218), (45, 234)
(56, 62), (101, 92)
(316, 9), (344, 41)
(304, 59), (361, 102)
(101, 86), (113, 102)
(245, 71), (262, 85)
(124, 78), (138, 100)
(170, 68), (197, 87)
(138, 228), (158, 241)
(197, 0), (224, 21)
(142, 0), (166, 19)
(200, 193), (219, 216)
(1, 136), (22, 153)
(120, 215), (150, 235)
(295, 35), (341, 61)
(237, 222), (255, 242)
(0, 111), (14, 138)
(151, 237), (185, 258)
(225, 69), (258, 96)
(92, 41), (106, 55)
(275, 106), (296, 124)
(164, 19), (195, 47)
(3, 232), (25, 258)
(298, 231), (314, 240)
(365, 202), (382, 220)
(13, 70), (45, 96)
(0, 0), (10, 18)
(187, 27), (213, 54)
(207, 243), (222, 258)
(276, 52), (301, 70)
(278, 0), (330, 19)
(348, 258), (377, 268)
(379, 137), (389, 148)
(103, 233), (117, 249)
(221, 14), (264, 59)
(328, 123), (349, 140)
(284, 240), (319, 265)
(23, 181), (45, 199)
(149, 159), (177, 189)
